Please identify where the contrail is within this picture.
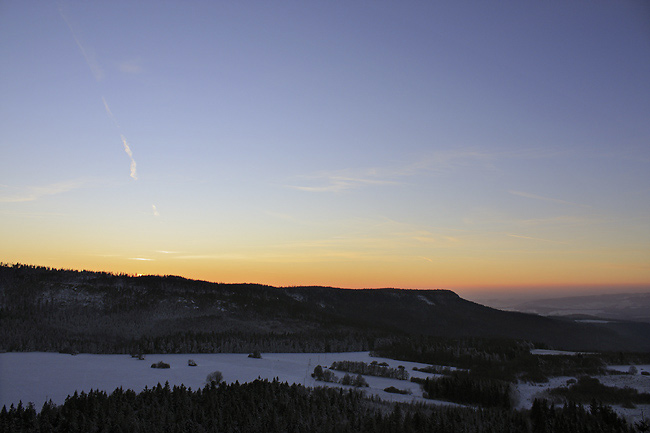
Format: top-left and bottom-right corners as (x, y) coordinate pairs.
(58, 5), (104, 82)
(60, 5), (139, 182)
(104, 96), (137, 180)
(102, 97), (120, 129)
(120, 135), (138, 180)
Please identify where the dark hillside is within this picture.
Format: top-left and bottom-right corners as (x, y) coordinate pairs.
(283, 286), (650, 351)
(1, 264), (649, 353)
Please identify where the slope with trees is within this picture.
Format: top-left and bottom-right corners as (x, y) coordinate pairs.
(2, 263), (650, 354)
(0, 379), (637, 433)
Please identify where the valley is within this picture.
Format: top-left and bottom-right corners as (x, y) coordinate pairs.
(2, 264), (650, 431)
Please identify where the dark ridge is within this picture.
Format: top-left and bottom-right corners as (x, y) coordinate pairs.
(1, 263), (649, 353)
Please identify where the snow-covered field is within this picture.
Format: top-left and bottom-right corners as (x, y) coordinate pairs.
(0, 352), (455, 410)
(601, 367), (650, 423)
(607, 364), (650, 378)
(3, 352), (648, 424)
(514, 364), (650, 424)
(514, 375), (573, 410)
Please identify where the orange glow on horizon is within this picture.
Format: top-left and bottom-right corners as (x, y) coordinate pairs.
(4, 253), (648, 299)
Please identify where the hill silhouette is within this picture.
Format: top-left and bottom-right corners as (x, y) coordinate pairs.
(1, 263), (649, 353)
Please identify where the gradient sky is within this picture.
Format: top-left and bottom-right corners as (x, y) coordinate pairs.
(1, 1), (649, 298)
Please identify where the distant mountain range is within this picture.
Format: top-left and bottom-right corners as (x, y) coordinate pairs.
(1, 264), (650, 352)
(498, 293), (650, 323)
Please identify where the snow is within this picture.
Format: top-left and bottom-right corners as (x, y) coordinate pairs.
(41, 288), (105, 308)
(600, 370), (650, 393)
(530, 349), (589, 356)
(607, 365), (650, 377)
(417, 295), (435, 306)
(0, 352), (457, 410)
(514, 376), (573, 410)
(5, 352), (647, 424)
(514, 365), (650, 425)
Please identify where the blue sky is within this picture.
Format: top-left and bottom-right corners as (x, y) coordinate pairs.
(1, 1), (649, 297)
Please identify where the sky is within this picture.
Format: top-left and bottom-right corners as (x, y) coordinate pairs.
(1, 1), (649, 300)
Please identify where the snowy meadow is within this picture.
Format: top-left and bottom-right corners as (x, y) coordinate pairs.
(3, 351), (649, 425)
(0, 352), (451, 410)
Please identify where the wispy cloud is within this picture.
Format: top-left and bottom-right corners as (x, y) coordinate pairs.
(263, 211), (315, 226)
(120, 135), (138, 180)
(395, 149), (495, 177)
(288, 175), (401, 193)
(408, 233), (460, 244)
(129, 257), (153, 261)
(0, 180), (86, 203)
(118, 58), (143, 74)
(463, 208), (601, 229)
(58, 5), (104, 81)
(271, 218), (464, 254)
(497, 147), (572, 160)
(509, 190), (588, 207)
(287, 149), (493, 193)
(516, 215), (601, 227)
(507, 234), (569, 244)
(0, 210), (68, 218)
(172, 254), (248, 260)
(152, 204), (160, 217)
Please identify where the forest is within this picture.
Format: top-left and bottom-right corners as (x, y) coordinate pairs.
(371, 336), (632, 383)
(0, 379), (640, 433)
(548, 376), (650, 406)
(411, 374), (512, 409)
(329, 360), (410, 380)
(3, 263), (650, 354)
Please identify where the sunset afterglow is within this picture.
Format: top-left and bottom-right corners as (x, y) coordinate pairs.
(1, 1), (649, 298)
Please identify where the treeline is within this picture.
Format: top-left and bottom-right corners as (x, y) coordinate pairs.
(549, 376), (650, 406)
(330, 360), (409, 380)
(0, 263), (385, 354)
(5, 263), (650, 355)
(373, 336), (606, 382)
(597, 352), (650, 366)
(413, 365), (454, 375)
(311, 365), (369, 387)
(1, 328), (376, 356)
(372, 336), (532, 382)
(127, 330), (376, 355)
(530, 398), (633, 433)
(0, 380), (636, 433)
(412, 373), (512, 409)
